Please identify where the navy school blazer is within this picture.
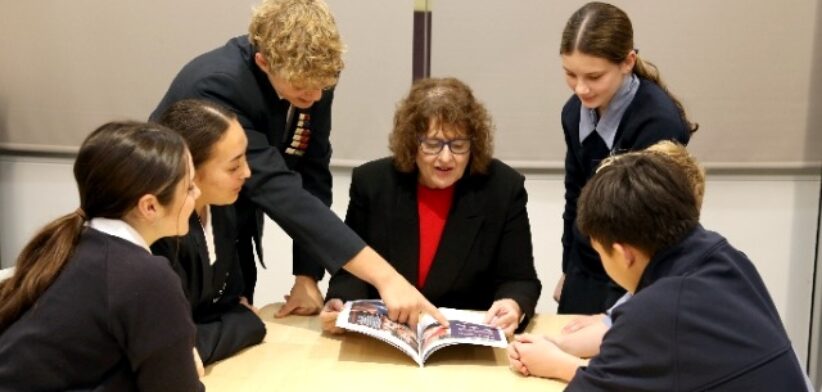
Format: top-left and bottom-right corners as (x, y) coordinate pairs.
(152, 205), (265, 365)
(150, 35), (365, 293)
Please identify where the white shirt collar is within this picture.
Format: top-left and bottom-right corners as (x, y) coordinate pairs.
(196, 206), (218, 266)
(88, 218), (151, 253)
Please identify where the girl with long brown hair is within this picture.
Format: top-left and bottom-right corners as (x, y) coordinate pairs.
(555, 1), (696, 315)
(0, 121), (204, 391)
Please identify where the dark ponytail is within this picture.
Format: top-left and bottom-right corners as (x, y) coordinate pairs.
(0, 212), (85, 331)
(0, 121), (188, 332)
(633, 55), (698, 133)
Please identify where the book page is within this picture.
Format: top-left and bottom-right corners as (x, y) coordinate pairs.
(418, 308), (508, 362)
(336, 300), (422, 364)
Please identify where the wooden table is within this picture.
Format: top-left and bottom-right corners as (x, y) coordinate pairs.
(202, 304), (571, 391)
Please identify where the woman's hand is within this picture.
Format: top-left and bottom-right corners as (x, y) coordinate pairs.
(485, 298), (522, 336)
(319, 298), (345, 334)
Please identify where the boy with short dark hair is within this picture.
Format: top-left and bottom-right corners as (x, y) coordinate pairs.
(508, 152), (807, 390)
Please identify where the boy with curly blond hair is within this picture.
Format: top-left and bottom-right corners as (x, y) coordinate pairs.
(152, 0), (445, 329)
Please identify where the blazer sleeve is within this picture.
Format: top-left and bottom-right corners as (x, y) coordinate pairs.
(109, 256), (203, 392)
(194, 304), (266, 365)
(195, 73), (365, 276)
(291, 89), (335, 280)
(490, 172), (542, 326)
(566, 288), (677, 391)
(326, 165), (376, 302)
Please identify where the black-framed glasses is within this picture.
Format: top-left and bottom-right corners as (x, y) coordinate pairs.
(418, 137), (472, 155)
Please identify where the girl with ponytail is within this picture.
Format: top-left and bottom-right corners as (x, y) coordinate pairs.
(0, 121), (204, 391)
(555, 2), (696, 315)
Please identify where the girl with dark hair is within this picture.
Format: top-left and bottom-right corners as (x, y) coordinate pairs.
(0, 121), (204, 391)
(555, 1), (695, 314)
(152, 99), (266, 366)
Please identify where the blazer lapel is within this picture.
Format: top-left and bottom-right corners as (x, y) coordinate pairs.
(422, 178), (484, 301)
(389, 173), (420, 286)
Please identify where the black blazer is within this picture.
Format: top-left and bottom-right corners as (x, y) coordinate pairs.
(150, 36), (365, 296)
(152, 205), (265, 365)
(559, 78), (691, 314)
(327, 158), (542, 324)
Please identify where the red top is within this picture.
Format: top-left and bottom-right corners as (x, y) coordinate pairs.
(417, 184), (455, 288)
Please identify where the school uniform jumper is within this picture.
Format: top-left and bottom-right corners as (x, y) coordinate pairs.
(0, 228), (203, 391)
(559, 77), (690, 314)
(151, 36), (364, 299)
(566, 225), (808, 391)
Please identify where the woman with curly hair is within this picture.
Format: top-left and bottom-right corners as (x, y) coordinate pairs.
(320, 78), (542, 336)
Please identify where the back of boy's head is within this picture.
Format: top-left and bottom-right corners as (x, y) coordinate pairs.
(248, 0), (344, 87)
(577, 152), (700, 256)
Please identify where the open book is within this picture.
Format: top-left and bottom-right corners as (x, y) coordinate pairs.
(336, 299), (507, 366)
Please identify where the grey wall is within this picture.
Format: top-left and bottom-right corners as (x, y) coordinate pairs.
(1, 1), (820, 168)
(430, 0), (821, 167)
(0, 0), (412, 163)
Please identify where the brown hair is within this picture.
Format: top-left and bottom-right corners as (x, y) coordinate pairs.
(248, 0), (344, 88)
(389, 77), (494, 174)
(0, 121), (189, 331)
(577, 152), (699, 255)
(157, 99), (237, 168)
(560, 2), (698, 133)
